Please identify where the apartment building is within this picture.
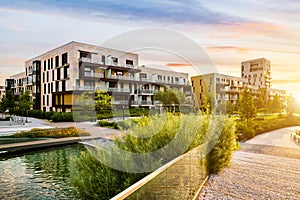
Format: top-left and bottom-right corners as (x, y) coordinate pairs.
(7, 41), (191, 112)
(241, 58), (271, 100)
(191, 73), (246, 109)
(6, 72), (27, 101)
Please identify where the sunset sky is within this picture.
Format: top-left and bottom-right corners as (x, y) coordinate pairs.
(0, 0), (299, 98)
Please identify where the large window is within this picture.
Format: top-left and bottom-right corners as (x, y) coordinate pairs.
(55, 56), (59, 68)
(62, 52), (68, 65)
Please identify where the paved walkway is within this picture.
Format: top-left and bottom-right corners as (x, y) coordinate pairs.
(199, 127), (300, 199)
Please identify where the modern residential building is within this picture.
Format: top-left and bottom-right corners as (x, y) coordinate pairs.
(241, 58), (272, 100)
(6, 41), (191, 112)
(7, 72), (27, 101)
(191, 73), (246, 110)
(192, 58), (286, 111)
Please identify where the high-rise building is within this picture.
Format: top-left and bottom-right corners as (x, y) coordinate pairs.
(241, 58), (271, 100)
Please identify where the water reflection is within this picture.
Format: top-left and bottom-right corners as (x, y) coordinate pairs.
(0, 144), (86, 199)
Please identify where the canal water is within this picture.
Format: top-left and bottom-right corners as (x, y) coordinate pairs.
(0, 144), (87, 199)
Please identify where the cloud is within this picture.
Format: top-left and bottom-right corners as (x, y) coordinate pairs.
(166, 63), (193, 67)
(0, 0), (240, 25)
(206, 46), (250, 53)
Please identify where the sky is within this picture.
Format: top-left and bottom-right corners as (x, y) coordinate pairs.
(0, 0), (300, 98)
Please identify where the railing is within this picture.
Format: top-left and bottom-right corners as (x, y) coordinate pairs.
(79, 57), (103, 65)
(140, 78), (190, 85)
(84, 72), (103, 78)
(107, 88), (130, 93)
(110, 75), (139, 81)
(111, 144), (208, 200)
(75, 86), (95, 91)
(138, 89), (157, 94)
(130, 101), (154, 105)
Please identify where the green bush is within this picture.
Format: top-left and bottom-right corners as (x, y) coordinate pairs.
(207, 117), (236, 174)
(12, 126), (90, 138)
(51, 112), (73, 122)
(97, 120), (117, 128)
(70, 113), (237, 199)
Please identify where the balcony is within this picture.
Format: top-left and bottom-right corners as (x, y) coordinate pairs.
(110, 75), (139, 81)
(130, 100), (154, 106)
(75, 86), (95, 91)
(84, 72), (104, 78)
(79, 57), (103, 65)
(107, 88), (130, 93)
(138, 89), (157, 94)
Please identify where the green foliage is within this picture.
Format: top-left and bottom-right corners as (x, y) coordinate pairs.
(69, 151), (145, 200)
(95, 90), (112, 112)
(18, 90), (33, 111)
(12, 126), (90, 138)
(51, 112), (74, 122)
(237, 87), (256, 126)
(2, 90), (15, 114)
(269, 94), (283, 113)
(70, 113), (237, 199)
(286, 96), (296, 115)
(97, 120), (118, 129)
(207, 117), (236, 174)
(154, 87), (187, 112)
(202, 93), (216, 114)
(236, 122), (255, 141)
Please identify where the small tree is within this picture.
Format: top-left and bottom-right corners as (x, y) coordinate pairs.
(202, 93), (216, 114)
(269, 94), (283, 113)
(154, 87), (186, 112)
(286, 96), (296, 115)
(3, 90), (15, 115)
(19, 90), (32, 112)
(94, 90), (112, 112)
(237, 87), (256, 126)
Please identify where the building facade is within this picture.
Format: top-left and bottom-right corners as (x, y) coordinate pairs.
(191, 73), (246, 110)
(7, 41), (191, 112)
(241, 58), (272, 100)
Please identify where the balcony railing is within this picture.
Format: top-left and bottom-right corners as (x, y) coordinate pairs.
(140, 78), (190, 85)
(79, 57), (103, 65)
(110, 75), (139, 81)
(84, 72), (104, 78)
(107, 88), (130, 93)
(130, 100), (154, 106)
(138, 89), (157, 94)
(75, 86), (95, 91)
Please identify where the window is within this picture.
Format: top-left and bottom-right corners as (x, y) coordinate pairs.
(62, 80), (66, 92)
(175, 77), (179, 82)
(102, 55), (106, 64)
(51, 58), (53, 69)
(140, 73), (147, 79)
(200, 79), (202, 85)
(79, 51), (91, 58)
(201, 86), (203, 92)
(200, 93), (202, 100)
(48, 59), (50, 70)
(111, 57), (118, 65)
(44, 61), (46, 71)
(62, 52), (68, 65)
(47, 95), (49, 106)
(47, 71), (49, 82)
(192, 80), (194, 86)
(44, 84), (46, 93)
(52, 70), (54, 81)
(55, 56), (59, 68)
(48, 83), (50, 94)
(57, 69), (61, 80)
(126, 59), (133, 66)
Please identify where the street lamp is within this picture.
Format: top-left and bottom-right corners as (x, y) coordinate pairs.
(122, 105), (125, 121)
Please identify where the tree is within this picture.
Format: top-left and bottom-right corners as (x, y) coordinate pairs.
(202, 93), (216, 114)
(286, 96), (296, 115)
(3, 90), (15, 115)
(19, 90), (32, 112)
(255, 95), (267, 114)
(154, 87), (186, 112)
(237, 87), (256, 126)
(94, 90), (112, 112)
(269, 94), (283, 113)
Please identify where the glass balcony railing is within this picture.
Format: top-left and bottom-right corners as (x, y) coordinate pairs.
(130, 100), (154, 105)
(79, 57), (103, 64)
(107, 88), (130, 93)
(75, 86), (95, 91)
(84, 72), (104, 78)
(110, 75), (139, 81)
(138, 89), (157, 94)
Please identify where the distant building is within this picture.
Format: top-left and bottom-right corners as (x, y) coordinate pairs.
(241, 58), (271, 101)
(192, 58), (286, 111)
(0, 85), (5, 101)
(191, 73), (246, 110)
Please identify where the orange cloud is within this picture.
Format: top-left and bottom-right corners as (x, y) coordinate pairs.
(166, 63), (193, 67)
(206, 46), (250, 53)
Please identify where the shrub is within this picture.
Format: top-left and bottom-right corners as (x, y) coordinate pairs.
(207, 117), (236, 174)
(97, 120), (117, 128)
(12, 126), (90, 138)
(51, 112), (73, 122)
